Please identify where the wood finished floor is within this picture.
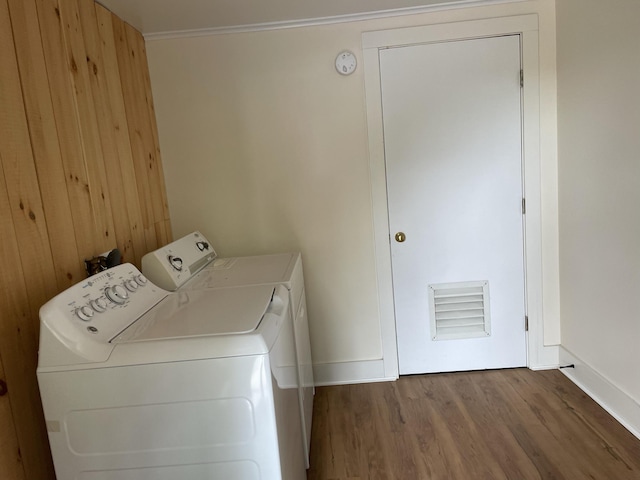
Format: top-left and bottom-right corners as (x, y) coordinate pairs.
(306, 369), (640, 480)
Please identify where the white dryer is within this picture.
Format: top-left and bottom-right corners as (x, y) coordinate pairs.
(37, 263), (306, 480)
(141, 232), (314, 466)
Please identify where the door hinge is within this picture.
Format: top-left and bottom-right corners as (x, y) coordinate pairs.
(525, 315), (529, 331)
(520, 69), (524, 88)
(522, 198), (526, 215)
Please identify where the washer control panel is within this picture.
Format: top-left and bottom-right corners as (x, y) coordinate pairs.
(71, 270), (149, 323)
(141, 231), (217, 291)
(39, 263), (169, 365)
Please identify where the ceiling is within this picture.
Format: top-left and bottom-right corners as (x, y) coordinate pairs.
(96, 0), (489, 36)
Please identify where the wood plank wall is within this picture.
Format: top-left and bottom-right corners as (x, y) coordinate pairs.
(0, 0), (171, 477)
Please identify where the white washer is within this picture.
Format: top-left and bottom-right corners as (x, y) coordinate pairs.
(141, 232), (314, 467)
(37, 263), (306, 480)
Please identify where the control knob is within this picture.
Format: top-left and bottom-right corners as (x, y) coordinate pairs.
(75, 305), (94, 322)
(90, 297), (108, 313)
(135, 274), (147, 286)
(168, 255), (183, 271)
(125, 279), (139, 292)
(105, 284), (129, 304)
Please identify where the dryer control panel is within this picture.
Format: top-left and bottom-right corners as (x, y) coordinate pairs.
(38, 264), (169, 368)
(141, 231), (217, 291)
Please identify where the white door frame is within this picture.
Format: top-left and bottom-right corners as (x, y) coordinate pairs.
(363, 14), (547, 379)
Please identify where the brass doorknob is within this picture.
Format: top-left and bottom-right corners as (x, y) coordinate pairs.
(395, 232), (406, 243)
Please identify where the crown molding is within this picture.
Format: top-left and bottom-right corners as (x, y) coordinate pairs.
(144, 0), (528, 41)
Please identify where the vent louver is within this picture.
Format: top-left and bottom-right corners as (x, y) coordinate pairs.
(428, 281), (491, 341)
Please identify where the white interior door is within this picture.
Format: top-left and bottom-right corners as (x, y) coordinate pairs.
(381, 35), (527, 375)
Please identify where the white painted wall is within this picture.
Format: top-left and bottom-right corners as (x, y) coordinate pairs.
(557, 0), (640, 402)
(146, 0), (559, 381)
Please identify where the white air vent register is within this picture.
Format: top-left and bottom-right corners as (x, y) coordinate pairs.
(428, 281), (491, 341)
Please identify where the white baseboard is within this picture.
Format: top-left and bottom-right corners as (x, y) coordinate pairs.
(313, 359), (395, 386)
(528, 343), (560, 371)
(312, 348), (561, 386)
(559, 347), (640, 440)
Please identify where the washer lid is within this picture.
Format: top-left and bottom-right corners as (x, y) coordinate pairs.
(112, 284), (275, 343)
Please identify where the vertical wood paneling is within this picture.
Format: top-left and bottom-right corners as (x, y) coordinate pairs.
(75, 0), (136, 262)
(111, 17), (154, 247)
(0, 0), (58, 327)
(35, 0), (100, 267)
(0, 5), (56, 470)
(0, 162), (53, 480)
(0, 1), (66, 477)
(0, 355), (25, 480)
(58, 0), (115, 254)
(129, 25), (169, 247)
(95, 3), (147, 265)
(134, 30), (171, 226)
(6, 0), (82, 291)
(112, 17), (171, 250)
(0, 0), (171, 477)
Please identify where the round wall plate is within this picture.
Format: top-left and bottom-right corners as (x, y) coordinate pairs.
(335, 51), (357, 75)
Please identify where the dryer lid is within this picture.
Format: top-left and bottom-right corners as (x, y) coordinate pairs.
(111, 284), (275, 343)
(187, 253), (298, 289)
